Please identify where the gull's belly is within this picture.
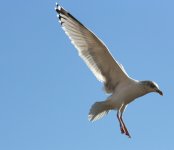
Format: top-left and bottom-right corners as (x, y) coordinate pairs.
(110, 82), (145, 108)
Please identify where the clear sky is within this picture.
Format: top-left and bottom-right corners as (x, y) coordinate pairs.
(0, 0), (174, 150)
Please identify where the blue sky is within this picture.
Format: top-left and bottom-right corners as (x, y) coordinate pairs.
(0, 0), (174, 149)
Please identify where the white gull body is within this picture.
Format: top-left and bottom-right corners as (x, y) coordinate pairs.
(55, 4), (163, 138)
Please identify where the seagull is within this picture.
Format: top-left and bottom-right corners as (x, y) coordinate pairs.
(55, 3), (163, 138)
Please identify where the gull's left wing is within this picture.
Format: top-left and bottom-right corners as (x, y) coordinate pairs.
(55, 4), (129, 93)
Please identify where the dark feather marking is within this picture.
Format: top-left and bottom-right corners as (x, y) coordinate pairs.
(67, 13), (85, 27)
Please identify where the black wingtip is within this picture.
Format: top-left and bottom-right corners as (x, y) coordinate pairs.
(55, 3), (61, 14)
(55, 3), (65, 25)
(54, 3), (84, 27)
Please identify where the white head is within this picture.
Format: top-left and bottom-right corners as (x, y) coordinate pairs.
(140, 80), (163, 96)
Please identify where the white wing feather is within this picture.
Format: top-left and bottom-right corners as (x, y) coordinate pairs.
(55, 4), (129, 93)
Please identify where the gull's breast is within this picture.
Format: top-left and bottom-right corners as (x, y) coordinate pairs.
(111, 80), (146, 107)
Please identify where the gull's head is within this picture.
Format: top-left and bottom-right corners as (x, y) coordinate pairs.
(140, 80), (163, 96)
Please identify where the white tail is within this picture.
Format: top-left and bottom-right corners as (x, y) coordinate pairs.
(88, 101), (111, 122)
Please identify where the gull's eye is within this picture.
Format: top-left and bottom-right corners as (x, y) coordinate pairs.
(150, 83), (156, 88)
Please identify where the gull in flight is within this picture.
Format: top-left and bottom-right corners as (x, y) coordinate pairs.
(55, 4), (163, 138)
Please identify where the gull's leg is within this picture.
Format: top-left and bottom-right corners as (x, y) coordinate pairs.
(117, 111), (125, 134)
(120, 105), (131, 138)
(120, 114), (131, 138)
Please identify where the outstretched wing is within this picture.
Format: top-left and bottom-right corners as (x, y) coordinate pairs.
(55, 4), (129, 93)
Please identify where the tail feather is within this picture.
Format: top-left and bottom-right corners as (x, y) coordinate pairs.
(88, 101), (111, 122)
